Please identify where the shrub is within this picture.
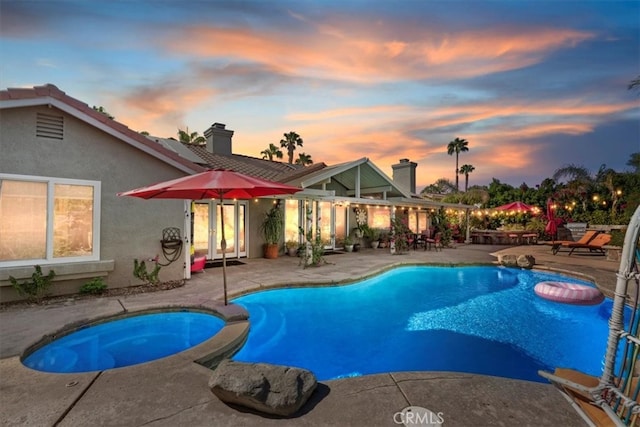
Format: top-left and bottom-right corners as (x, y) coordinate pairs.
(9, 265), (55, 302)
(133, 259), (161, 284)
(80, 277), (107, 295)
(390, 215), (411, 253)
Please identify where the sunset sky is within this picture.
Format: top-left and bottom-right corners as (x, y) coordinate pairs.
(1, 0), (638, 190)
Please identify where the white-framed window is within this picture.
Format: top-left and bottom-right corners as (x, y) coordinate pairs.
(0, 173), (101, 266)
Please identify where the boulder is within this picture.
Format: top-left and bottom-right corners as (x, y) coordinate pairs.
(498, 254), (518, 267)
(209, 359), (317, 416)
(516, 254), (535, 269)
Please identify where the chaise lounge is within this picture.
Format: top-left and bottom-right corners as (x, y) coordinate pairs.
(566, 233), (611, 256)
(543, 229), (600, 255)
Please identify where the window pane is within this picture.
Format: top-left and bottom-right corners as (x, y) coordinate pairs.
(0, 180), (47, 260)
(193, 203), (210, 253)
(284, 199), (299, 242)
(367, 206), (390, 230)
(53, 184), (94, 258)
(216, 204), (235, 254)
(408, 211), (417, 233)
(238, 204), (246, 253)
(318, 201), (332, 244)
(335, 206), (346, 242)
(418, 212), (428, 234)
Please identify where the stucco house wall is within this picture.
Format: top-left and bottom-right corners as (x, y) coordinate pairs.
(0, 105), (191, 302)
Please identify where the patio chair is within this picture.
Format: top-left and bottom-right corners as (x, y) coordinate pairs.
(415, 229), (431, 250)
(544, 229), (601, 255)
(427, 232), (442, 252)
(566, 233), (611, 256)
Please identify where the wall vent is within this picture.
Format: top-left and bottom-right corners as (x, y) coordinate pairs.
(36, 112), (64, 140)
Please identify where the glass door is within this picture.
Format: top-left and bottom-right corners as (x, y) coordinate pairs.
(334, 205), (347, 248)
(318, 201), (332, 248)
(193, 201), (247, 260)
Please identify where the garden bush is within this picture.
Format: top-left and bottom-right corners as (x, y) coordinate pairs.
(80, 277), (107, 295)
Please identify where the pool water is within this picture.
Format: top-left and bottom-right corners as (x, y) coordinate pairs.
(23, 311), (225, 373)
(232, 266), (624, 382)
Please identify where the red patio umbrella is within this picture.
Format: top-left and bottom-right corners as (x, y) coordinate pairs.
(118, 169), (301, 305)
(545, 199), (558, 241)
(494, 201), (537, 213)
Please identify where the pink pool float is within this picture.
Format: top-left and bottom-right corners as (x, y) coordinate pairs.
(534, 281), (604, 305)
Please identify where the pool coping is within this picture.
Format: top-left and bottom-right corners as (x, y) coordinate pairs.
(21, 262), (605, 377)
(229, 260), (605, 300)
(3, 244), (610, 426)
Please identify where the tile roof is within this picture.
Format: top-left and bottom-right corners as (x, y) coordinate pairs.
(185, 145), (324, 182)
(2, 84), (328, 185)
(0, 84), (206, 174)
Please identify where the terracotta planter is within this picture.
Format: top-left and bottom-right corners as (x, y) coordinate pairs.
(264, 244), (279, 259)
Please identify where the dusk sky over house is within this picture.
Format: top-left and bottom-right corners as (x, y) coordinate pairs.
(1, 0), (638, 191)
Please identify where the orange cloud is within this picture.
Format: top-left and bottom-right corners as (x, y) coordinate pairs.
(111, 86), (216, 135)
(162, 20), (594, 82)
(234, 92), (637, 188)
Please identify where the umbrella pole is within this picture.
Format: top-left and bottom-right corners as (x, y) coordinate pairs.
(220, 201), (228, 305)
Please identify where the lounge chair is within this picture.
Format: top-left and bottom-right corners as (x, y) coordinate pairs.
(543, 229), (600, 255)
(566, 233), (611, 256)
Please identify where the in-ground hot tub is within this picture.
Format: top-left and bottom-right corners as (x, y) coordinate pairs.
(22, 309), (226, 373)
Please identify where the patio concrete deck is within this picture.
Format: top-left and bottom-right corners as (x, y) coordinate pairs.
(0, 243), (621, 426)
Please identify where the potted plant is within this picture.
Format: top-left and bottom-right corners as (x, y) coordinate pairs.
(365, 226), (381, 248)
(343, 235), (354, 252)
(379, 229), (389, 248)
(260, 205), (284, 259)
(285, 240), (299, 256)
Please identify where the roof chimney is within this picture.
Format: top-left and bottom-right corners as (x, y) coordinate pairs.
(204, 123), (233, 155)
(392, 158), (417, 194)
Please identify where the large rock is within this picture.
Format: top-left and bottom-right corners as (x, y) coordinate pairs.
(209, 359), (317, 416)
(516, 254), (535, 269)
(498, 254), (518, 267)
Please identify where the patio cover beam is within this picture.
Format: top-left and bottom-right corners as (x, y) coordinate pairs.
(345, 185), (392, 196)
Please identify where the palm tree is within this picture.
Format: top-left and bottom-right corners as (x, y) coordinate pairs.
(420, 178), (457, 195)
(447, 137), (469, 191)
(295, 152), (313, 165)
(459, 164), (475, 192)
(280, 131), (304, 164)
(178, 128), (206, 146)
(260, 143), (283, 161)
(629, 74), (640, 92)
(553, 164), (594, 211)
(627, 152), (640, 173)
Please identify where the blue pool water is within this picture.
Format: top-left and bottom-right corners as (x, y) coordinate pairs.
(23, 311), (225, 373)
(232, 266), (625, 382)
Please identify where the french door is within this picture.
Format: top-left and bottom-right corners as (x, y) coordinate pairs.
(193, 201), (247, 260)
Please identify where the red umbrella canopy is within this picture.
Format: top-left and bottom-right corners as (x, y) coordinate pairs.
(494, 201), (537, 213)
(118, 169), (301, 200)
(545, 199), (559, 238)
(118, 169), (301, 306)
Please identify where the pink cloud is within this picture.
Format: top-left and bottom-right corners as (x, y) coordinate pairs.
(162, 20), (595, 82)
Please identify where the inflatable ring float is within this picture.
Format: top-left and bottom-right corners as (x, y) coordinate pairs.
(534, 281), (604, 305)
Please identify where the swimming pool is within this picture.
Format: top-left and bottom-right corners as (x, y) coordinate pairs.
(232, 266), (621, 383)
(23, 311), (225, 373)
